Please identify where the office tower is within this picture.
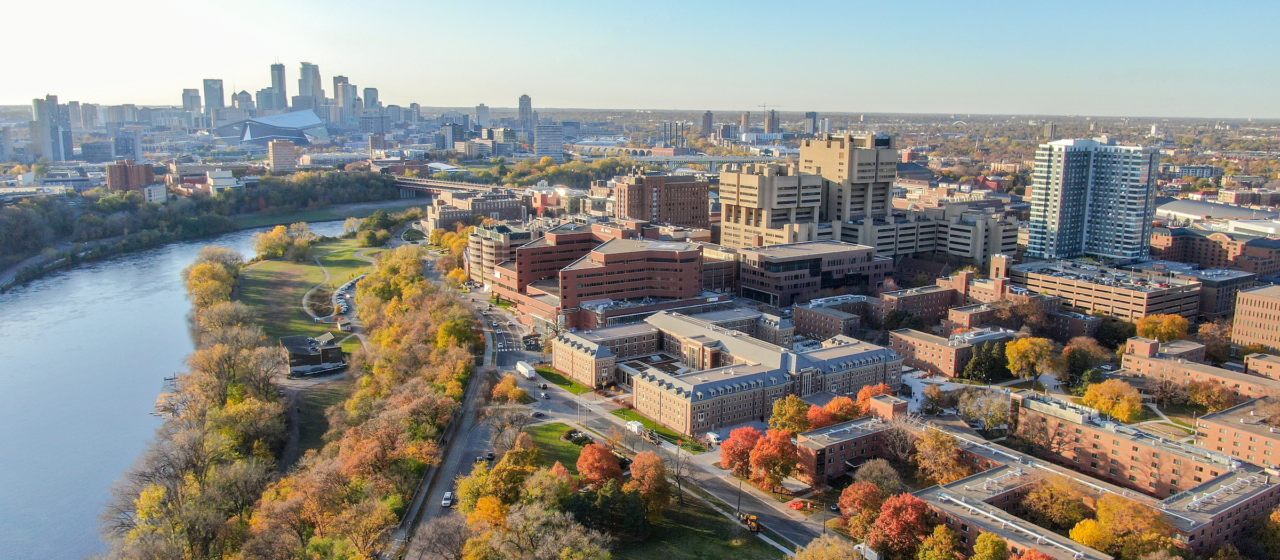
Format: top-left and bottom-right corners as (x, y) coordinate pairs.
(112, 132), (142, 161)
(232, 91), (254, 111)
(819, 118), (831, 134)
(803, 112), (819, 134)
(701, 111), (713, 136)
(740, 112), (750, 132)
(268, 140), (298, 173)
(0, 127), (11, 162)
(363, 88), (379, 109)
(719, 163), (824, 248)
(30, 95), (73, 161)
(1027, 138), (1157, 261)
(475, 103), (490, 127)
(764, 110), (779, 134)
(409, 103), (421, 124)
(333, 76), (357, 123)
(270, 63), (287, 109)
(1043, 122), (1058, 141)
(202, 79), (224, 114)
(105, 159), (153, 190)
(298, 62), (323, 102)
(533, 123), (564, 162)
(255, 88), (276, 111)
(67, 102), (82, 131)
(182, 89), (201, 112)
(518, 94), (533, 131)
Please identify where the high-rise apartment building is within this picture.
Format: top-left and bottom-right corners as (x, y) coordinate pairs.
(202, 79), (224, 115)
(80, 103), (99, 129)
(182, 89), (202, 112)
(718, 163), (824, 248)
(66, 102), (82, 131)
(1027, 137), (1158, 261)
(0, 127), (12, 162)
(1232, 284), (1280, 352)
(764, 109), (780, 134)
(518, 94), (533, 131)
(270, 63), (288, 109)
(105, 160), (154, 191)
(30, 95), (73, 161)
(533, 123), (564, 163)
(701, 111), (713, 136)
(363, 88), (379, 109)
(1043, 122), (1058, 141)
(740, 112), (750, 132)
(612, 173), (710, 229)
(268, 140), (297, 173)
(475, 103), (490, 127)
(803, 112), (819, 134)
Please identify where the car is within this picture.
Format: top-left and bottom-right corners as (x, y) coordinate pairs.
(486, 451), (495, 461)
(475, 456), (486, 463)
(539, 383), (548, 390)
(442, 491), (454, 507)
(829, 503), (841, 512)
(540, 392), (550, 399)
(531, 411), (544, 418)
(492, 322), (499, 327)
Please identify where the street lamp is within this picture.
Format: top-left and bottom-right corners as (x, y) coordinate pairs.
(736, 477), (744, 515)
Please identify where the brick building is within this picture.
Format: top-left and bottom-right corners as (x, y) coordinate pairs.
(1150, 227), (1280, 279)
(1007, 261), (1202, 321)
(736, 241), (893, 308)
(792, 295), (866, 339)
(465, 224), (532, 285)
(613, 172), (711, 229)
(105, 159), (153, 191)
(1232, 284), (1280, 352)
(1122, 337), (1280, 403)
(871, 284), (961, 326)
(1125, 260), (1257, 320)
(889, 327), (1015, 377)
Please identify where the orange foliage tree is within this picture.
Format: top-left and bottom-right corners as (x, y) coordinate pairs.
(720, 426), (763, 477)
(866, 493), (936, 559)
(857, 383), (894, 415)
(576, 443), (622, 488)
(748, 429), (799, 491)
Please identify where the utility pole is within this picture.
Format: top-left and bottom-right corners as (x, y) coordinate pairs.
(736, 477), (744, 514)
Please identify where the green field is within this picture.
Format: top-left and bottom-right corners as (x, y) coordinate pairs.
(536, 367), (592, 395)
(524, 422), (583, 473)
(238, 258), (338, 340)
(611, 409), (708, 453)
(232, 199), (431, 229)
(297, 380), (354, 455)
(615, 498), (785, 560)
(316, 238), (376, 288)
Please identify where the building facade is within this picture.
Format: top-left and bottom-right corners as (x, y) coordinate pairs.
(1232, 284), (1280, 352)
(267, 140), (297, 173)
(466, 224), (532, 285)
(737, 241), (892, 307)
(612, 173), (711, 229)
(718, 163), (825, 248)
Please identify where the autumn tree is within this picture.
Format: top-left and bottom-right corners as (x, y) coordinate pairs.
(576, 443), (622, 489)
(1083, 379), (1144, 422)
(491, 374), (527, 404)
(957, 389), (1010, 433)
(623, 451), (672, 521)
(1188, 380), (1236, 412)
(1005, 337), (1055, 381)
(837, 481), (885, 538)
(1021, 476), (1091, 532)
(770, 394), (811, 433)
(973, 532), (1010, 560)
(807, 405), (838, 429)
(854, 458), (905, 496)
(915, 428), (972, 485)
(1197, 319), (1233, 364)
(720, 426), (763, 477)
(824, 395), (860, 422)
(866, 493), (936, 560)
(1136, 314), (1190, 343)
(415, 514), (471, 560)
(917, 525), (963, 560)
(1014, 551), (1056, 560)
(748, 429), (799, 491)
(793, 533), (862, 560)
(1070, 494), (1175, 558)
(857, 383), (894, 415)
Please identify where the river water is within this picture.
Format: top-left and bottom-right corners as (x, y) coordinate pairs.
(0, 220), (346, 560)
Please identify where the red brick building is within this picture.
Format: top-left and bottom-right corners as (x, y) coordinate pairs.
(1150, 227), (1280, 278)
(613, 173), (710, 229)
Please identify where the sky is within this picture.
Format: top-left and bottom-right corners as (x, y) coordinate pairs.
(4, 0), (1280, 118)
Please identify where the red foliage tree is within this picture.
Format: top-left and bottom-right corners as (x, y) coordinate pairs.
(857, 383), (894, 415)
(865, 493), (935, 559)
(807, 406), (838, 430)
(721, 426), (763, 477)
(576, 443), (622, 488)
(824, 396), (860, 422)
(838, 481), (886, 538)
(1014, 551), (1055, 560)
(748, 429), (799, 491)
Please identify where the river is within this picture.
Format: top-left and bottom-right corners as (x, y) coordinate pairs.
(0, 220), (347, 560)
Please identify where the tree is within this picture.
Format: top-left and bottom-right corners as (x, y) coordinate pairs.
(1005, 337), (1055, 381)
(1069, 519), (1114, 553)
(748, 429), (799, 491)
(1070, 494), (1173, 557)
(957, 389), (1010, 433)
(854, 458), (905, 496)
(770, 394), (811, 433)
(563, 479), (650, 542)
(1197, 319), (1233, 364)
(884, 310), (928, 331)
(837, 481), (885, 538)
(1014, 551), (1056, 560)
(1021, 476), (1091, 531)
(1136, 314), (1190, 343)
(1083, 379), (1144, 422)
(343, 217), (361, 235)
(487, 503), (612, 560)
(491, 374), (527, 404)
(623, 451), (671, 521)
(1096, 318), (1137, 349)
(1188, 380), (1236, 412)
(866, 493), (935, 560)
(416, 514), (472, 560)
(1210, 543), (1245, 560)
(793, 533), (862, 560)
(576, 443), (622, 489)
(720, 426), (763, 477)
(857, 383), (894, 415)
(917, 525), (963, 560)
(963, 342), (1010, 384)
(916, 428), (972, 484)
(807, 405), (838, 429)
(921, 385), (949, 415)
(824, 396), (860, 422)
(973, 532), (1009, 560)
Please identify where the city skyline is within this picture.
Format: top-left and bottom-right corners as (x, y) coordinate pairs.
(4, 0), (1280, 118)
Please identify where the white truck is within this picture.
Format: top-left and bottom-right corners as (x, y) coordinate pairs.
(516, 361), (536, 379)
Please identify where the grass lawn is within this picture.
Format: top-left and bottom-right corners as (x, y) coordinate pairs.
(1160, 401), (1209, 427)
(524, 422), (583, 473)
(1007, 380), (1049, 392)
(402, 229), (425, 241)
(339, 335), (363, 354)
(238, 259), (339, 341)
(315, 238), (376, 288)
(611, 409), (708, 454)
(297, 379), (353, 454)
(614, 498), (785, 560)
(490, 296), (515, 311)
(536, 367), (592, 395)
(232, 199), (431, 229)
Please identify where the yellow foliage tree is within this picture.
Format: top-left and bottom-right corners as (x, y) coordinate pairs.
(1083, 379), (1144, 422)
(1005, 337), (1055, 380)
(1136, 314), (1190, 343)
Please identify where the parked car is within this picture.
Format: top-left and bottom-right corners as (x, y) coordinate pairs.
(442, 492), (454, 507)
(540, 392), (550, 399)
(475, 456), (486, 463)
(539, 383), (548, 390)
(531, 411), (544, 418)
(486, 451), (495, 461)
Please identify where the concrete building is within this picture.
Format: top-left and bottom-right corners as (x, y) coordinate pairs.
(141, 184), (166, 204)
(889, 327), (1015, 377)
(1007, 261), (1202, 321)
(202, 79), (225, 115)
(799, 132), (898, 222)
(793, 295), (866, 340)
(518, 94), (533, 131)
(533, 124), (564, 163)
(718, 163), (825, 248)
(1152, 227), (1280, 281)
(613, 173), (710, 229)
(1124, 261), (1257, 320)
(105, 160), (154, 191)
(182, 89), (202, 113)
(1027, 137), (1158, 261)
(466, 224), (532, 285)
(736, 241), (892, 307)
(30, 95), (73, 161)
(1232, 284), (1280, 352)
(267, 140), (297, 173)
(700, 111), (712, 136)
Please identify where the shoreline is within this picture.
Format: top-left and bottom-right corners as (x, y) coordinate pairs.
(0, 197), (430, 292)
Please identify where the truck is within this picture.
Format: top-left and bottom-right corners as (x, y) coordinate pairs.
(516, 361), (536, 379)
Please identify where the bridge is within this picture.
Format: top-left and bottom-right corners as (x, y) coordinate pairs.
(631, 154), (786, 171)
(393, 176), (502, 197)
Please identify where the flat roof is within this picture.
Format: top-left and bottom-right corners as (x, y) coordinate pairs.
(1240, 284), (1280, 299)
(917, 484), (1114, 560)
(1011, 261), (1199, 293)
(891, 328), (951, 345)
(737, 240), (873, 260)
(1197, 397), (1280, 445)
(880, 284), (952, 298)
(797, 416), (891, 450)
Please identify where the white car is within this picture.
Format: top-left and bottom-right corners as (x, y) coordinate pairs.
(441, 491), (454, 507)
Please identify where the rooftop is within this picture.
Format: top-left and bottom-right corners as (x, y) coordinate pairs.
(737, 240), (874, 260)
(1124, 260), (1256, 282)
(880, 284), (953, 298)
(1157, 199), (1279, 220)
(1197, 397), (1280, 445)
(1240, 284), (1280, 299)
(797, 416), (891, 451)
(1011, 261), (1199, 293)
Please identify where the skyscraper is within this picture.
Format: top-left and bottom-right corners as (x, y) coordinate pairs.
(476, 104), (490, 127)
(798, 133), (898, 221)
(1027, 137), (1158, 261)
(1043, 122), (1058, 141)
(701, 111), (713, 136)
(30, 95), (73, 161)
(518, 95), (533, 131)
(182, 89), (201, 112)
(740, 112), (750, 132)
(67, 102), (82, 131)
(0, 127), (12, 162)
(363, 88), (379, 109)
(533, 123), (564, 163)
(298, 62), (323, 100)
(233, 91), (255, 110)
(202, 79), (224, 114)
(803, 112), (819, 135)
(270, 63), (288, 109)
(764, 110), (779, 134)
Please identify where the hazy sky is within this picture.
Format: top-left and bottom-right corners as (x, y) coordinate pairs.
(5, 0), (1279, 118)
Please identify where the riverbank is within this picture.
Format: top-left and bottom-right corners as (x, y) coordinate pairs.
(0, 197), (428, 293)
